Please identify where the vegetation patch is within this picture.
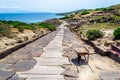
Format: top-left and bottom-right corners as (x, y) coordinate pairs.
(0, 25), (13, 38)
(37, 23), (56, 31)
(114, 27), (120, 39)
(61, 15), (74, 19)
(79, 23), (120, 31)
(95, 8), (114, 11)
(81, 11), (90, 15)
(86, 29), (104, 40)
(0, 20), (35, 32)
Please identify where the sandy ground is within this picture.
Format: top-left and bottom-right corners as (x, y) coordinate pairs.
(63, 25), (120, 80)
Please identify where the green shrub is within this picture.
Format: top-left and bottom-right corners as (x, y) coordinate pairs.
(61, 16), (71, 19)
(17, 26), (24, 32)
(37, 23), (56, 31)
(81, 11), (90, 15)
(86, 29), (104, 40)
(114, 27), (120, 39)
(0, 25), (13, 38)
(10, 21), (21, 27)
(102, 8), (114, 11)
(95, 8), (114, 11)
(23, 25), (34, 30)
(46, 24), (56, 31)
(0, 22), (3, 25)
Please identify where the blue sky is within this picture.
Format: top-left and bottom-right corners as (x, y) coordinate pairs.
(0, 0), (120, 13)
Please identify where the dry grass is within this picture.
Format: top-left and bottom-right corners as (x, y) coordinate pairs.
(79, 23), (120, 32)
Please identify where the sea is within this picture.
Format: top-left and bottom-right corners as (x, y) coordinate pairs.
(0, 13), (63, 23)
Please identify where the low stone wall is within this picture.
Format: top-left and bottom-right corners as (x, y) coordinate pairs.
(108, 45), (120, 63)
(81, 38), (108, 56)
(108, 51), (120, 63)
(0, 32), (50, 59)
(81, 38), (120, 63)
(111, 45), (120, 52)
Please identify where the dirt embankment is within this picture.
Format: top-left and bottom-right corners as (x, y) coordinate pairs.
(0, 19), (62, 57)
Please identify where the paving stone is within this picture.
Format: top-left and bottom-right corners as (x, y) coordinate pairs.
(8, 77), (26, 80)
(62, 69), (78, 78)
(64, 76), (78, 80)
(0, 70), (15, 80)
(99, 70), (120, 80)
(0, 63), (11, 70)
(8, 59), (36, 72)
(17, 66), (65, 75)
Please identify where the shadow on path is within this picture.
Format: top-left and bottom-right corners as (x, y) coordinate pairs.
(71, 57), (88, 66)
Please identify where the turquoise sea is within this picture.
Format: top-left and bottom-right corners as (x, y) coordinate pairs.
(0, 13), (63, 23)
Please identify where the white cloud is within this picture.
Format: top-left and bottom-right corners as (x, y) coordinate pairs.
(10, 7), (20, 9)
(0, 6), (20, 9)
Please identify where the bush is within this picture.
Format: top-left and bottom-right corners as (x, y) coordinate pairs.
(86, 29), (104, 40)
(17, 26), (24, 32)
(10, 21), (21, 27)
(114, 27), (120, 39)
(37, 23), (56, 31)
(81, 11), (90, 15)
(95, 8), (114, 11)
(0, 22), (3, 25)
(61, 16), (71, 19)
(0, 25), (13, 38)
(23, 25), (34, 30)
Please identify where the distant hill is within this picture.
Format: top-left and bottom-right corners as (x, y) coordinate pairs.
(110, 4), (120, 9)
(57, 9), (85, 16)
(58, 4), (120, 17)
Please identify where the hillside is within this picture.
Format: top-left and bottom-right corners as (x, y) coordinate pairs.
(0, 19), (61, 50)
(61, 4), (120, 30)
(57, 9), (85, 16)
(61, 4), (120, 18)
(61, 3), (120, 63)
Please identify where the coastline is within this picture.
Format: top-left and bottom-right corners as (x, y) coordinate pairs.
(0, 13), (63, 23)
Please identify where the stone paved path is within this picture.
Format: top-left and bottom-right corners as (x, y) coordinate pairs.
(15, 21), (70, 80)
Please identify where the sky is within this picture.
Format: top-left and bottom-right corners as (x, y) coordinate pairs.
(0, 0), (120, 13)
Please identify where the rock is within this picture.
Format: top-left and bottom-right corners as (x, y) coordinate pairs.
(13, 53), (32, 60)
(63, 48), (77, 61)
(17, 36), (28, 43)
(64, 76), (78, 80)
(0, 42), (6, 49)
(30, 47), (43, 57)
(23, 36), (29, 41)
(96, 64), (106, 70)
(1, 37), (16, 45)
(8, 59), (36, 72)
(10, 48), (32, 60)
(0, 63), (11, 70)
(64, 48), (72, 53)
(62, 64), (72, 69)
(0, 70), (15, 80)
(1, 58), (19, 65)
(99, 70), (120, 80)
(8, 77), (26, 80)
(16, 38), (23, 43)
(62, 69), (78, 78)
(116, 41), (120, 46)
(104, 40), (114, 47)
